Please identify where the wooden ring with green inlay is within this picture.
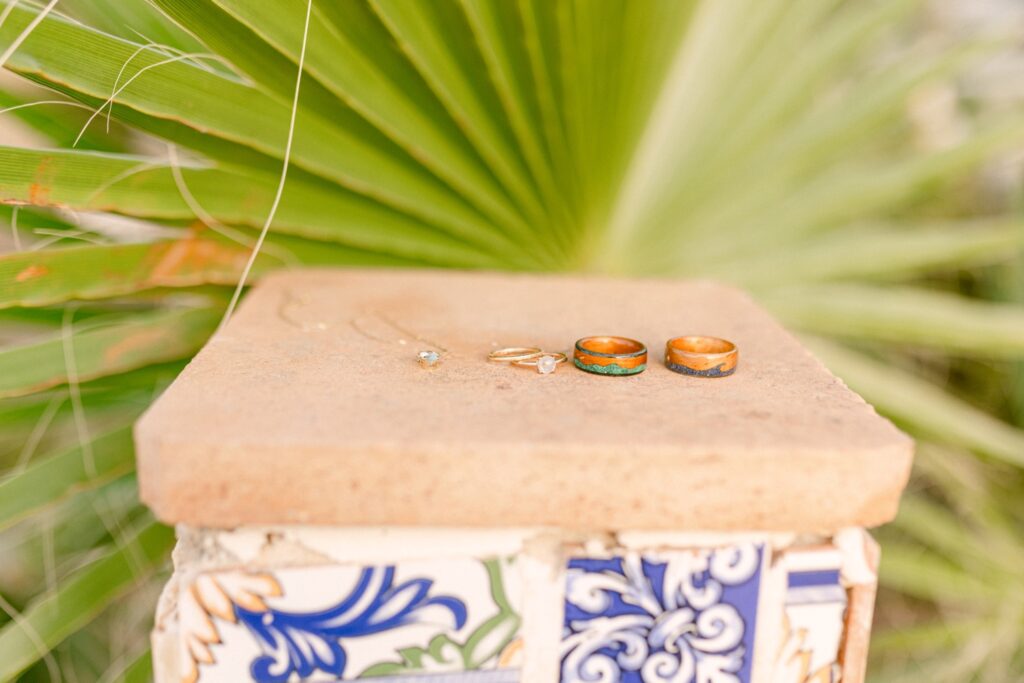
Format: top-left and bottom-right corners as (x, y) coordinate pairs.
(573, 336), (648, 376)
(665, 335), (738, 378)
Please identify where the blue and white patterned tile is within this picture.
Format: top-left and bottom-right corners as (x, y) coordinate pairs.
(178, 557), (522, 682)
(772, 548), (847, 683)
(560, 543), (766, 683)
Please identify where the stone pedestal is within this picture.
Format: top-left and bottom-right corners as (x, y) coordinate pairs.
(135, 269), (912, 683)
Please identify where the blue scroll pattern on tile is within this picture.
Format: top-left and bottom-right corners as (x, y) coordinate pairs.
(561, 544), (763, 683)
(236, 566), (468, 683)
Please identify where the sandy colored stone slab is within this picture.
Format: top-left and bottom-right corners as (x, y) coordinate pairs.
(135, 268), (913, 530)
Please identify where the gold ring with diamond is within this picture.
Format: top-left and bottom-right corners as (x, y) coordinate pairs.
(512, 352), (568, 375)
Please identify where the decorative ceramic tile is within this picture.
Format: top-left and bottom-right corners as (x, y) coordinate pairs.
(772, 548), (847, 683)
(177, 557), (522, 682)
(560, 543), (766, 683)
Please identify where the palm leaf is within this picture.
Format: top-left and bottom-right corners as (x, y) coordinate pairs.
(0, 520), (173, 683)
(0, 305), (218, 398)
(0, 146), (515, 264)
(768, 285), (1024, 356)
(0, 6), (532, 261)
(0, 426), (135, 531)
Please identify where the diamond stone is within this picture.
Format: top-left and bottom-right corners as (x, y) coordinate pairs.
(537, 354), (557, 374)
(417, 350), (440, 367)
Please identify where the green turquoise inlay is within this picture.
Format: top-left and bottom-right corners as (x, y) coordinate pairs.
(573, 358), (646, 375)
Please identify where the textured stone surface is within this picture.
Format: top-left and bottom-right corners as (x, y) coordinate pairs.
(135, 268), (913, 530)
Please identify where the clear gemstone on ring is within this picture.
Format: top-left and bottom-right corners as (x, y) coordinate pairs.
(537, 354), (557, 374)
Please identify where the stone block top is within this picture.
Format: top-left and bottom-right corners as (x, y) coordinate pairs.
(135, 268), (913, 531)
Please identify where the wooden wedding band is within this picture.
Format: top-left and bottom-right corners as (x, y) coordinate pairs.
(665, 336), (738, 377)
(573, 336), (648, 376)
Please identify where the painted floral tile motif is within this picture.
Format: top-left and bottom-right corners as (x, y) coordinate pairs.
(178, 557), (522, 683)
(560, 543), (766, 683)
(772, 548), (847, 683)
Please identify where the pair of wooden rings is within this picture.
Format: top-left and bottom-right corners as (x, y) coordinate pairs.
(573, 335), (738, 377)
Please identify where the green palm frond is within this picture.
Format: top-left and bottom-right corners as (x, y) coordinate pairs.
(1, 0), (1023, 680)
